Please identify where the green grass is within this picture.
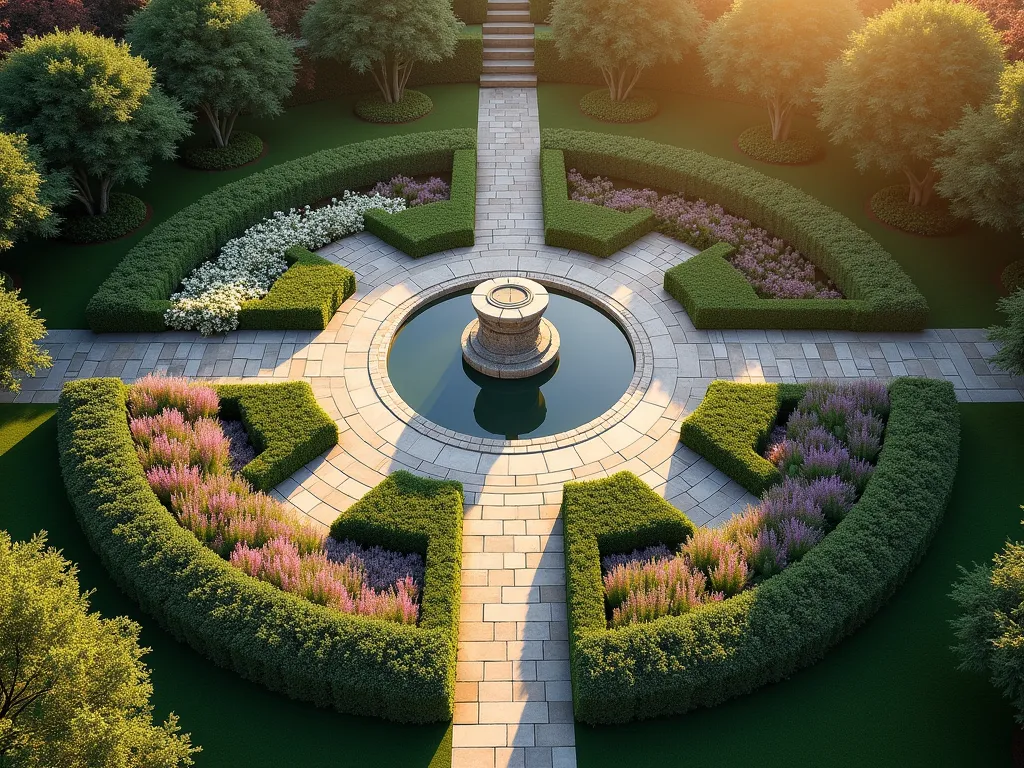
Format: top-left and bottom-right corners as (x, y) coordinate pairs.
(574, 403), (1023, 767)
(3, 84), (479, 330)
(538, 83), (1021, 329)
(0, 404), (452, 768)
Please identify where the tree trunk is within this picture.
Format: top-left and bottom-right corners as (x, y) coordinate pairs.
(903, 167), (937, 207)
(199, 103), (226, 147)
(766, 96), (793, 142)
(70, 168), (96, 216)
(99, 177), (113, 215)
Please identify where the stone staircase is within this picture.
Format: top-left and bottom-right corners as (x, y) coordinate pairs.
(480, 0), (536, 87)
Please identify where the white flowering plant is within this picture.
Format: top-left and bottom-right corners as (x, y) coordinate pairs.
(165, 192), (405, 335)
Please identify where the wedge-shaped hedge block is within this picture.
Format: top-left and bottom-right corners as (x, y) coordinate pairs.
(237, 246), (356, 331)
(57, 378), (463, 723)
(680, 380), (804, 495)
(540, 148), (655, 258)
(564, 378), (959, 724)
(364, 148), (477, 258)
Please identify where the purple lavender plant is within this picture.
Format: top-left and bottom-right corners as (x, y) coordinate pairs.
(738, 528), (788, 578)
(371, 175), (450, 207)
(806, 475), (857, 522)
(324, 538), (426, 592)
(600, 544), (674, 574)
(779, 518), (824, 560)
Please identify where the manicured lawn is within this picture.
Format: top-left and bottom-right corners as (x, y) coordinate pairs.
(574, 403), (1021, 768)
(0, 404), (453, 768)
(538, 83), (1022, 329)
(2, 84), (479, 330)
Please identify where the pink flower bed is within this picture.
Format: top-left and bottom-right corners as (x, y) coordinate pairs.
(567, 170), (842, 301)
(128, 374), (422, 624)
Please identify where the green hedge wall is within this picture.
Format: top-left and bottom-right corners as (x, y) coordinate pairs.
(540, 148), (655, 257)
(86, 129), (476, 333)
(680, 380), (805, 496)
(57, 378), (463, 723)
(364, 148), (476, 258)
(237, 246), (356, 331)
(453, 0), (487, 24)
(215, 380), (338, 491)
(563, 377), (960, 724)
(541, 130), (929, 330)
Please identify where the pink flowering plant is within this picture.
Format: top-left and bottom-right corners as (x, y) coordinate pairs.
(567, 170), (842, 300)
(602, 380), (889, 628)
(128, 374), (423, 624)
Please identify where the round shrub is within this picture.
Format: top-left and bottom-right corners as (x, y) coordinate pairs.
(1002, 259), (1024, 293)
(354, 90), (433, 123)
(869, 184), (960, 236)
(737, 124), (821, 165)
(62, 193), (148, 243)
(579, 89), (658, 123)
(182, 132), (264, 171)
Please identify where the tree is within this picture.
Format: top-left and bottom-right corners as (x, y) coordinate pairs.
(550, 0), (703, 103)
(987, 289), (1024, 376)
(701, 0), (863, 143)
(127, 0), (296, 148)
(86, 0), (147, 38)
(0, 532), (198, 766)
(965, 0), (1024, 61)
(254, 0), (309, 35)
(0, 129), (69, 251)
(0, 30), (190, 216)
(936, 61), (1024, 234)
(818, 0), (1005, 206)
(0, 0), (92, 50)
(0, 287), (50, 392)
(301, 0), (461, 104)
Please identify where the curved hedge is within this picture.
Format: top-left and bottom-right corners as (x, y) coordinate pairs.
(57, 378), (463, 723)
(563, 377), (959, 724)
(541, 130), (929, 331)
(86, 129), (476, 333)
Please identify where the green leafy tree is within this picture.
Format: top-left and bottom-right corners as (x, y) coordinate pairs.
(818, 0), (1005, 206)
(0, 29), (189, 216)
(936, 61), (1024, 234)
(301, 0), (462, 104)
(550, 0), (703, 102)
(987, 289), (1024, 376)
(701, 0), (863, 142)
(951, 521), (1024, 721)
(0, 531), (198, 766)
(0, 287), (50, 392)
(0, 129), (69, 251)
(127, 0), (297, 148)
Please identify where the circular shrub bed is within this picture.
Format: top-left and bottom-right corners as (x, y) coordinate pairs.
(737, 124), (821, 164)
(1003, 260), (1024, 293)
(354, 90), (432, 123)
(579, 89), (658, 123)
(183, 131), (264, 171)
(869, 185), (960, 236)
(62, 193), (148, 244)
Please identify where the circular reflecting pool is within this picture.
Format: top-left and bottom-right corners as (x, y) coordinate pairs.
(387, 288), (635, 440)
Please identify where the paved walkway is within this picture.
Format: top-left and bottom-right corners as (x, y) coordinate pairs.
(10, 88), (1024, 768)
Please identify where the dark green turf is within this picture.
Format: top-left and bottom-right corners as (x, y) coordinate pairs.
(574, 403), (1022, 768)
(0, 405), (452, 768)
(2, 84), (479, 330)
(538, 83), (1021, 329)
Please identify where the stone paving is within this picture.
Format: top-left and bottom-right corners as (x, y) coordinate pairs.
(9, 87), (1024, 768)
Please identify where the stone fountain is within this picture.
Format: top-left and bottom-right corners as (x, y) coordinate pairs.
(461, 277), (560, 379)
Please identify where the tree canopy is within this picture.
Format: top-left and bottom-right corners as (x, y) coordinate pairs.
(966, 0), (1024, 61)
(0, 29), (190, 215)
(551, 0), (703, 102)
(0, 0), (91, 51)
(701, 0), (863, 141)
(818, 0), (1005, 206)
(0, 129), (68, 251)
(0, 287), (50, 392)
(301, 0), (462, 103)
(128, 0), (297, 148)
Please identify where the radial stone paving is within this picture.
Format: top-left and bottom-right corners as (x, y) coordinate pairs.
(12, 88), (1024, 768)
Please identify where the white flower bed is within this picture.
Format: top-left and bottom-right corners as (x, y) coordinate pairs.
(164, 192), (405, 335)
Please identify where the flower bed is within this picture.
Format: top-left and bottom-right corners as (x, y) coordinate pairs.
(568, 170), (841, 300)
(371, 175), (451, 206)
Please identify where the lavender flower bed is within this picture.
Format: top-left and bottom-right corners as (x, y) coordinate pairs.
(128, 374), (422, 624)
(602, 380), (888, 628)
(371, 175), (450, 207)
(567, 170), (842, 301)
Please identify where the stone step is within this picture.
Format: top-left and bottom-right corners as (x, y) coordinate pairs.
(480, 72), (538, 87)
(482, 21), (535, 34)
(482, 33), (535, 48)
(485, 9), (531, 22)
(487, 0), (530, 9)
(482, 59), (536, 74)
(483, 47), (535, 60)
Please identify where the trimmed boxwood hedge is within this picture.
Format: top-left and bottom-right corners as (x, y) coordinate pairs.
(214, 380), (338, 491)
(57, 377), (464, 723)
(86, 129), (476, 333)
(563, 377), (960, 724)
(680, 380), (804, 496)
(541, 147), (655, 257)
(363, 148), (476, 258)
(540, 130), (929, 331)
(236, 246), (355, 331)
